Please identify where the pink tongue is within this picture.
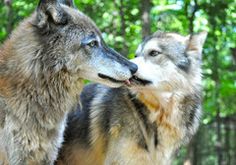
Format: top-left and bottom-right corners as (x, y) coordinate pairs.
(125, 80), (131, 85)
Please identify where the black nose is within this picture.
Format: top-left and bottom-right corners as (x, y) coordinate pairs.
(129, 63), (138, 74)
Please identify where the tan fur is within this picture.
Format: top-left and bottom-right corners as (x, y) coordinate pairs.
(142, 93), (178, 131)
(89, 135), (106, 164)
(110, 125), (121, 138)
(137, 91), (180, 139)
(56, 31), (207, 165)
(58, 148), (97, 165)
(58, 141), (106, 165)
(105, 139), (153, 165)
(137, 92), (160, 111)
(0, 151), (9, 165)
(0, 78), (11, 97)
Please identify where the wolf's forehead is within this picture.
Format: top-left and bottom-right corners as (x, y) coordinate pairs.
(62, 5), (99, 32)
(144, 39), (161, 51)
(144, 36), (186, 52)
(166, 33), (188, 44)
(136, 38), (159, 55)
(136, 33), (187, 55)
(141, 37), (171, 53)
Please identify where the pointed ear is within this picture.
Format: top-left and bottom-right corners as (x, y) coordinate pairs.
(36, 0), (68, 30)
(186, 31), (207, 60)
(58, 0), (76, 8)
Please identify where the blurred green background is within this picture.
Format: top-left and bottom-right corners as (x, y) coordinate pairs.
(0, 0), (235, 164)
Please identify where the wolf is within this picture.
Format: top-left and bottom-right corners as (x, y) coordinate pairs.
(56, 31), (207, 165)
(0, 0), (138, 164)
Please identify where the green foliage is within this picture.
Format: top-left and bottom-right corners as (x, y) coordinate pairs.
(0, 0), (235, 164)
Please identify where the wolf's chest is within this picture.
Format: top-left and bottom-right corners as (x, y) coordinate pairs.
(136, 93), (186, 161)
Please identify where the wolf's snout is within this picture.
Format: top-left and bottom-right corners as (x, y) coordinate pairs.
(107, 47), (138, 75)
(128, 63), (138, 74)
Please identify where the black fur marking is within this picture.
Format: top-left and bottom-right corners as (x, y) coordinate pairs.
(128, 92), (159, 151)
(98, 73), (126, 83)
(177, 55), (191, 72)
(97, 87), (127, 147)
(187, 107), (196, 127)
(100, 93), (112, 134)
(128, 93), (149, 128)
(154, 128), (158, 148)
(63, 84), (98, 147)
(180, 93), (201, 129)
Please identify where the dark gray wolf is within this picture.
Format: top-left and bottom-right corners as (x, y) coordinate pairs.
(56, 31), (207, 165)
(0, 0), (137, 164)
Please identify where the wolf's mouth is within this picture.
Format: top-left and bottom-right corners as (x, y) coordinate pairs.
(98, 73), (130, 85)
(129, 75), (152, 86)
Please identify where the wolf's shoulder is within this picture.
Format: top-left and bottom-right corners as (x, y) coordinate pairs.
(80, 83), (109, 104)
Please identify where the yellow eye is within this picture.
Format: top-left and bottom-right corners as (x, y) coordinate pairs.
(88, 40), (98, 47)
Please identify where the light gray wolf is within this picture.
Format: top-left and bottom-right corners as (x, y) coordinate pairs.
(56, 31), (207, 165)
(0, 0), (137, 164)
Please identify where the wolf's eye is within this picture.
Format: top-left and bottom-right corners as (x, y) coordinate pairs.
(149, 50), (161, 57)
(88, 40), (98, 48)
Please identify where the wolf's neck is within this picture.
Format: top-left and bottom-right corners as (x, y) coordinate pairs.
(136, 90), (174, 112)
(0, 56), (83, 129)
(134, 89), (201, 160)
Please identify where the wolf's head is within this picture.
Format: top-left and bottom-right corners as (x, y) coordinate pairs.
(130, 31), (207, 93)
(25, 0), (137, 87)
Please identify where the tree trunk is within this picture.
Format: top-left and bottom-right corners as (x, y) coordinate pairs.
(4, 0), (13, 36)
(230, 48), (236, 66)
(114, 0), (128, 56)
(184, 131), (199, 165)
(212, 35), (223, 165)
(140, 0), (151, 39)
(225, 122), (230, 165)
(184, 139), (195, 165)
(234, 123), (236, 164)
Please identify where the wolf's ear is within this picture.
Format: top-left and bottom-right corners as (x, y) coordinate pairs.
(186, 31), (207, 59)
(36, 0), (68, 30)
(58, 0), (76, 8)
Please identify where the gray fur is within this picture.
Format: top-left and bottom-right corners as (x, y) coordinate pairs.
(57, 31), (207, 165)
(57, 84), (201, 165)
(0, 0), (137, 164)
